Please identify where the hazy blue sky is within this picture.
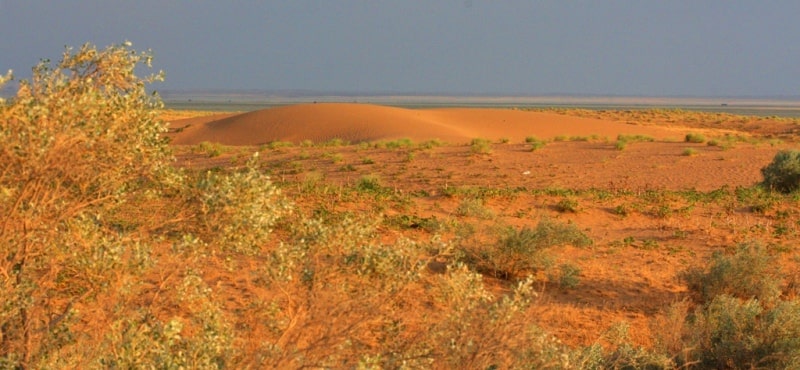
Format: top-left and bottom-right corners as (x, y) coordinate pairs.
(1, 1), (799, 97)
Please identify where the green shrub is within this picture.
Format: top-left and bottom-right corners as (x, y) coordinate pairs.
(682, 148), (698, 156)
(554, 263), (581, 289)
(761, 149), (800, 193)
(555, 197), (579, 213)
(190, 154), (290, 254)
(686, 296), (800, 369)
(356, 174), (383, 193)
(475, 218), (592, 279)
(617, 134), (655, 143)
(525, 136), (547, 151)
(683, 243), (782, 305)
(455, 198), (494, 219)
(470, 138), (493, 154)
(685, 132), (706, 143)
(0, 42), (176, 367)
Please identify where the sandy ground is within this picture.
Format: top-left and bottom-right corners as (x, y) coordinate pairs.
(167, 103), (683, 145)
(166, 103), (800, 349)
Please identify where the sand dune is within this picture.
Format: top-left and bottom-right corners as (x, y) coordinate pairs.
(168, 103), (677, 146)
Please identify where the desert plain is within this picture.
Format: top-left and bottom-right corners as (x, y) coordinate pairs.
(164, 102), (800, 353)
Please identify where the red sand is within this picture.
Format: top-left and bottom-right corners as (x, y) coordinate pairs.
(168, 103), (679, 146)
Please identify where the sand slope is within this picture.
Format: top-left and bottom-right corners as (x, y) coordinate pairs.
(168, 103), (677, 145)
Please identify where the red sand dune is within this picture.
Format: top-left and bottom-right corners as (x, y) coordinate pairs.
(168, 103), (678, 146)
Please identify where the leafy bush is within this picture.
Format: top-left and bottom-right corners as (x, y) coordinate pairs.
(761, 149), (800, 193)
(686, 296), (800, 369)
(683, 243), (782, 305)
(470, 218), (592, 279)
(0, 42), (175, 367)
(356, 174), (383, 193)
(470, 137), (493, 154)
(685, 132), (706, 143)
(555, 197), (579, 213)
(525, 136), (547, 151)
(188, 153), (290, 254)
(682, 148), (698, 156)
(455, 198), (494, 219)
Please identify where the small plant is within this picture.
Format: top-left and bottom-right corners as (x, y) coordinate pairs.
(618, 134), (655, 143)
(555, 263), (581, 289)
(683, 243), (782, 304)
(525, 136), (547, 151)
(267, 140), (294, 149)
(361, 157), (375, 165)
(477, 218), (592, 279)
(685, 295), (800, 369)
(455, 198), (494, 219)
(418, 139), (443, 149)
(328, 152), (344, 163)
(761, 149), (800, 193)
(196, 141), (224, 157)
(356, 174), (383, 193)
(682, 148), (698, 156)
(323, 138), (348, 147)
(685, 132), (706, 143)
(613, 204), (630, 217)
(555, 197), (579, 213)
(383, 138), (414, 149)
(470, 138), (493, 154)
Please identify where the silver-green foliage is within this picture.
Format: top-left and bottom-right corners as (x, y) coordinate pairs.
(761, 149), (800, 193)
(192, 153), (290, 254)
(0, 42), (172, 367)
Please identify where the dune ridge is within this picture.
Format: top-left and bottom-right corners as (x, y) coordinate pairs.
(168, 103), (675, 146)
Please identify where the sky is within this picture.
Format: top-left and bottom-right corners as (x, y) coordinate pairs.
(1, 1), (799, 97)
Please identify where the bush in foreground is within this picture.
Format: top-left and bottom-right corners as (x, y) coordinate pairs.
(761, 149), (800, 193)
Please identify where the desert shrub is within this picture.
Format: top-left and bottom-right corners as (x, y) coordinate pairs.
(266, 140), (293, 149)
(683, 243), (782, 305)
(470, 218), (592, 279)
(356, 174), (383, 193)
(684, 132), (706, 143)
(554, 263), (581, 289)
(455, 198), (494, 219)
(685, 295), (800, 369)
(595, 323), (675, 369)
(382, 137), (414, 149)
(682, 148), (698, 156)
(761, 149), (800, 193)
(618, 134), (655, 143)
(322, 138), (349, 147)
(98, 273), (235, 369)
(425, 269), (583, 368)
(0, 42), (178, 367)
(195, 141), (225, 157)
(188, 153), (290, 254)
(555, 197), (579, 213)
(418, 138), (443, 149)
(470, 137), (493, 154)
(735, 185), (779, 214)
(616, 134), (655, 150)
(525, 136), (547, 151)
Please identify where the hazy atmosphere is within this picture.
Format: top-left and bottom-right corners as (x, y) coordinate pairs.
(2, 1), (799, 97)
